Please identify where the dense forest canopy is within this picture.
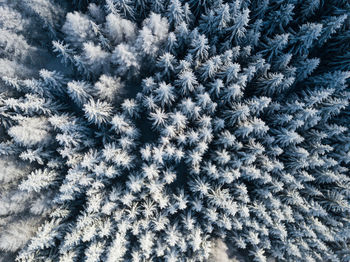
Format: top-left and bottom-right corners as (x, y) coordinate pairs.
(0, 0), (349, 261)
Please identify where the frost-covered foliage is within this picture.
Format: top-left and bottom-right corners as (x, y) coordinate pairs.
(0, 0), (68, 260)
(1, 0), (350, 261)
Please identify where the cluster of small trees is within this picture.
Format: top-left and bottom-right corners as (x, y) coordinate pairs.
(0, 0), (350, 261)
(0, 1), (69, 261)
